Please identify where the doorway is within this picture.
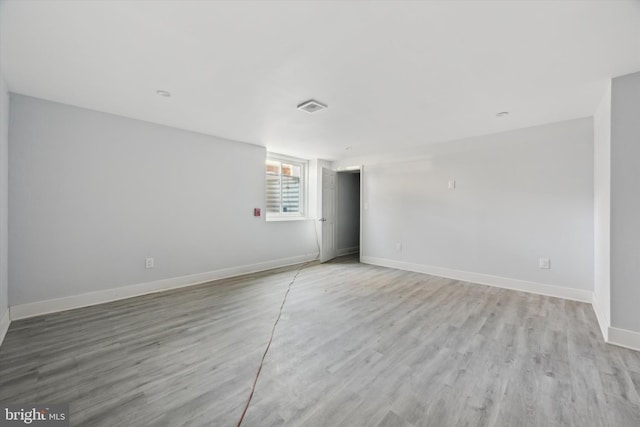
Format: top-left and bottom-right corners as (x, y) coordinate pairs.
(319, 167), (362, 263)
(335, 170), (361, 257)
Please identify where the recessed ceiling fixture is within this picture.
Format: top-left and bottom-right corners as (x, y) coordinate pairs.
(156, 90), (171, 97)
(297, 99), (327, 113)
(496, 111), (509, 117)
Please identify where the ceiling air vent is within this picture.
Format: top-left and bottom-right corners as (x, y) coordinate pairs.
(297, 99), (327, 113)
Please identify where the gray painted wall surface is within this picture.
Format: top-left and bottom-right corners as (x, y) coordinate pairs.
(0, 77), (8, 321)
(593, 82), (611, 325)
(9, 95), (317, 305)
(334, 118), (594, 291)
(610, 71), (640, 332)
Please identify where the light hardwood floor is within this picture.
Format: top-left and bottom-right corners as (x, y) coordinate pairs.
(1, 256), (639, 426)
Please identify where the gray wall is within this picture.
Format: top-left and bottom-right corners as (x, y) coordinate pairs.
(0, 77), (8, 321)
(337, 172), (360, 251)
(593, 81), (611, 325)
(9, 95), (317, 306)
(334, 118), (594, 291)
(610, 71), (640, 332)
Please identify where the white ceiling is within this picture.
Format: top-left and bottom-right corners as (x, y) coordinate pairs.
(1, 1), (639, 160)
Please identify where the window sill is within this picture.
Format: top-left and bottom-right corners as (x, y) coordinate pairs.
(266, 216), (311, 222)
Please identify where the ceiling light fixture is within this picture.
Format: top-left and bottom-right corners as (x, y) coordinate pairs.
(297, 99), (327, 113)
(496, 111), (509, 117)
(156, 90), (171, 97)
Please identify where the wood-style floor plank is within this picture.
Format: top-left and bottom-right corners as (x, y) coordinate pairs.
(1, 256), (639, 426)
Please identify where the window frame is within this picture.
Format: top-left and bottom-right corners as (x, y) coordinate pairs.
(265, 153), (308, 221)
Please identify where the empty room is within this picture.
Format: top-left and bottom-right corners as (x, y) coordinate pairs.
(0, 1), (639, 426)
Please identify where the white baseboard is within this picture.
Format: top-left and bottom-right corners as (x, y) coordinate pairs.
(362, 256), (640, 352)
(361, 256), (592, 303)
(8, 253), (639, 353)
(591, 296), (640, 352)
(591, 296), (609, 341)
(0, 309), (10, 348)
(337, 246), (359, 257)
(10, 253), (318, 320)
(608, 327), (640, 352)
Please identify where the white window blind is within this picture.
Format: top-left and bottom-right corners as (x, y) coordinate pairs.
(266, 155), (306, 219)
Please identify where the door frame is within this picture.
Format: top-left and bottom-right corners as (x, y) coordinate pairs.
(359, 165), (364, 262)
(318, 164), (364, 263)
(326, 165), (364, 262)
(320, 166), (337, 263)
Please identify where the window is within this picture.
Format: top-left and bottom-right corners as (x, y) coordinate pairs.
(266, 154), (306, 219)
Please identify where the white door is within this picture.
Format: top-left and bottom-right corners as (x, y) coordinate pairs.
(320, 167), (337, 263)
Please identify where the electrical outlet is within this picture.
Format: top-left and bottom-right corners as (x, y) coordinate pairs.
(395, 243), (402, 252)
(145, 257), (154, 269)
(448, 180), (456, 190)
(539, 258), (550, 269)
